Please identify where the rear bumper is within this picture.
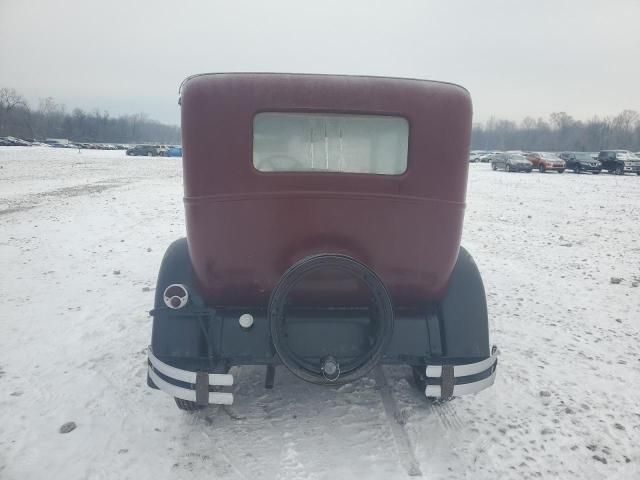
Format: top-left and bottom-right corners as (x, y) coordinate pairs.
(423, 346), (498, 399)
(147, 347), (234, 405)
(574, 164), (601, 172)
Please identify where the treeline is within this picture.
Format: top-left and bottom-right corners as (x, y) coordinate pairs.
(0, 87), (180, 144)
(471, 110), (640, 152)
(3, 86), (640, 150)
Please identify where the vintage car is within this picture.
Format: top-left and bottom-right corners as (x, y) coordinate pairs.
(147, 73), (498, 411)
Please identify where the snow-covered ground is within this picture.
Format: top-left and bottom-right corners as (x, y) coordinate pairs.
(0, 147), (639, 480)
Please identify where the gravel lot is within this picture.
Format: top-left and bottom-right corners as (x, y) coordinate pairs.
(1, 147), (639, 479)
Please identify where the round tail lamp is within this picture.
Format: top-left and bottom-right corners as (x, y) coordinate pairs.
(163, 284), (189, 310)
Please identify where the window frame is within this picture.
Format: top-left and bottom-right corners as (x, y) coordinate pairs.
(251, 110), (411, 177)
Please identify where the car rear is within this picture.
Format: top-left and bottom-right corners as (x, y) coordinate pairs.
(621, 153), (640, 174)
(147, 73), (498, 409)
(539, 154), (565, 172)
(506, 154), (532, 172)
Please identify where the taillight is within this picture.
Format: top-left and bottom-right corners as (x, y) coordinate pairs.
(163, 284), (189, 310)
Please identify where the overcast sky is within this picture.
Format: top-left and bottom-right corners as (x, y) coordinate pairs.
(1, 0), (638, 126)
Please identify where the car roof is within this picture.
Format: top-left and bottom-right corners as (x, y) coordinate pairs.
(181, 72), (472, 202)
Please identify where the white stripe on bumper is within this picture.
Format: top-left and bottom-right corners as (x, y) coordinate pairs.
(425, 368), (497, 398)
(426, 351), (497, 378)
(148, 349), (233, 386)
(424, 347), (498, 398)
(148, 368), (233, 405)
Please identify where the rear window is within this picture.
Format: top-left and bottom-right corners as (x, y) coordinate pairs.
(253, 112), (409, 175)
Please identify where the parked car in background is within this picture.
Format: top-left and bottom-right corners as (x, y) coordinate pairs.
(559, 152), (602, 174)
(491, 153), (532, 172)
(469, 150), (492, 162)
(597, 150), (640, 175)
(525, 152), (566, 173)
(478, 151), (501, 163)
(0, 136), (31, 146)
(44, 138), (71, 147)
(126, 145), (164, 156)
(166, 146), (182, 157)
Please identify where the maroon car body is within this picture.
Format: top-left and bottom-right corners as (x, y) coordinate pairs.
(147, 73), (497, 411)
(181, 73), (472, 308)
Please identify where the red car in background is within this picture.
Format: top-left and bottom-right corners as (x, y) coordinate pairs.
(525, 152), (566, 173)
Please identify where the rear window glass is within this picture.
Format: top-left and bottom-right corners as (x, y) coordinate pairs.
(253, 112), (408, 175)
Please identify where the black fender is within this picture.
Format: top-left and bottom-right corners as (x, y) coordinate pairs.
(153, 237), (200, 310)
(150, 238), (214, 372)
(438, 246), (490, 359)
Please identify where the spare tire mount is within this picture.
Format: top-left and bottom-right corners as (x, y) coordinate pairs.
(268, 254), (394, 385)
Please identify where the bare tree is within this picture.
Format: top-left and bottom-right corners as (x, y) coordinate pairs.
(0, 87), (27, 135)
(0, 87), (26, 112)
(472, 112), (640, 152)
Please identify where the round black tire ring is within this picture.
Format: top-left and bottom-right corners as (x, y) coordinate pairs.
(268, 254), (394, 385)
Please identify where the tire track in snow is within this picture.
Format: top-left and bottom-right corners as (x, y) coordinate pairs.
(0, 178), (135, 215)
(275, 435), (318, 480)
(432, 400), (465, 431)
(374, 366), (423, 477)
